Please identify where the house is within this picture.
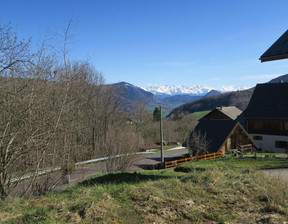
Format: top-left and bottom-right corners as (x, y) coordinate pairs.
(189, 120), (256, 155)
(188, 106), (256, 155)
(241, 29), (288, 153)
(201, 106), (242, 120)
(241, 82), (288, 153)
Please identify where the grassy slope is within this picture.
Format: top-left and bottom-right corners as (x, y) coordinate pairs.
(1, 158), (288, 223)
(174, 157), (288, 172)
(186, 110), (211, 120)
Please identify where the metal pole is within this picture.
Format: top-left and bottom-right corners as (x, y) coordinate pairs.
(160, 106), (164, 167)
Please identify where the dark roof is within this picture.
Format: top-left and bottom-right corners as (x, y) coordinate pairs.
(201, 106), (242, 120)
(260, 30), (288, 62)
(191, 120), (237, 153)
(243, 83), (288, 119)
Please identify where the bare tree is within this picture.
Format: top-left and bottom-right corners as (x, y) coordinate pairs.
(188, 130), (209, 158)
(0, 23), (35, 199)
(103, 127), (141, 172)
(0, 23), (32, 75)
(0, 21), (144, 199)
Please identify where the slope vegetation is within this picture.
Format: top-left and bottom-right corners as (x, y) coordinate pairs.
(168, 88), (254, 117)
(1, 159), (288, 223)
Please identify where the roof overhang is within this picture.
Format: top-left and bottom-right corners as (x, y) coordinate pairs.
(260, 53), (288, 62)
(260, 29), (288, 63)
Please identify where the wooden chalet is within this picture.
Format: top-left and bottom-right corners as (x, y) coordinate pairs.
(188, 106), (256, 155)
(245, 29), (288, 152)
(189, 120), (256, 155)
(242, 82), (288, 153)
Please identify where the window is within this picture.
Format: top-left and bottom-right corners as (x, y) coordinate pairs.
(275, 141), (288, 149)
(253, 136), (263, 140)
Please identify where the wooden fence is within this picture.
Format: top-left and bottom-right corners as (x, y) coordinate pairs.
(165, 151), (224, 168)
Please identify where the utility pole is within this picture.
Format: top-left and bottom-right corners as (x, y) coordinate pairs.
(160, 106), (164, 167)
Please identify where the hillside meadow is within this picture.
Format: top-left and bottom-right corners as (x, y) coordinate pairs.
(1, 157), (288, 223)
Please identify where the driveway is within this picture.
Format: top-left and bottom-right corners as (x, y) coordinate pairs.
(131, 147), (189, 170)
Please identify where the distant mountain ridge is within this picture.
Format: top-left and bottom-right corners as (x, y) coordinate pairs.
(168, 74), (288, 118)
(109, 82), (225, 115)
(204, 90), (221, 97)
(143, 84), (248, 97)
(268, 74), (288, 83)
(110, 82), (161, 114)
(108, 74), (288, 116)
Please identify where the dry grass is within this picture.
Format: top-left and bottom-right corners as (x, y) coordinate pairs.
(0, 168), (288, 223)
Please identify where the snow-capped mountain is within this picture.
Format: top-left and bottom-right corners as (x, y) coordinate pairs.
(143, 84), (248, 97)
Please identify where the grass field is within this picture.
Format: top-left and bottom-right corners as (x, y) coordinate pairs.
(247, 152), (287, 156)
(186, 110), (211, 120)
(1, 156), (288, 223)
(174, 156), (288, 172)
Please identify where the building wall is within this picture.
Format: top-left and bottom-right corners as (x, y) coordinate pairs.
(246, 119), (288, 136)
(249, 134), (288, 153)
(219, 125), (255, 154)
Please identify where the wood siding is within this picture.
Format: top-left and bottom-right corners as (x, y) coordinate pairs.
(247, 119), (288, 136)
(221, 125), (254, 153)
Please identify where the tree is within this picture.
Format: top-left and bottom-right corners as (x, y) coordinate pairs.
(103, 127), (140, 172)
(172, 112), (182, 121)
(0, 21), (144, 199)
(188, 130), (209, 157)
(0, 23), (32, 75)
(153, 107), (161, 122)
(0, 23), (35, 199)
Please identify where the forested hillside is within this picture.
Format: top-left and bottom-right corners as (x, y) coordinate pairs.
(168, 88), (255, 117)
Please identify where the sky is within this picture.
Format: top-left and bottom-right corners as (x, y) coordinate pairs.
(1, 0), (288, 88)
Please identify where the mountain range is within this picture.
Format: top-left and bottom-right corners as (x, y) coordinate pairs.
(109, 74), (287, 116)
(168, 73), (288, 118)
(109, 82), (225, 115)
(143, 84), (248, 97)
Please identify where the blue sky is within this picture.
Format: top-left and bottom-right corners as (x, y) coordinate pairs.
(1, 0), (288, 88)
